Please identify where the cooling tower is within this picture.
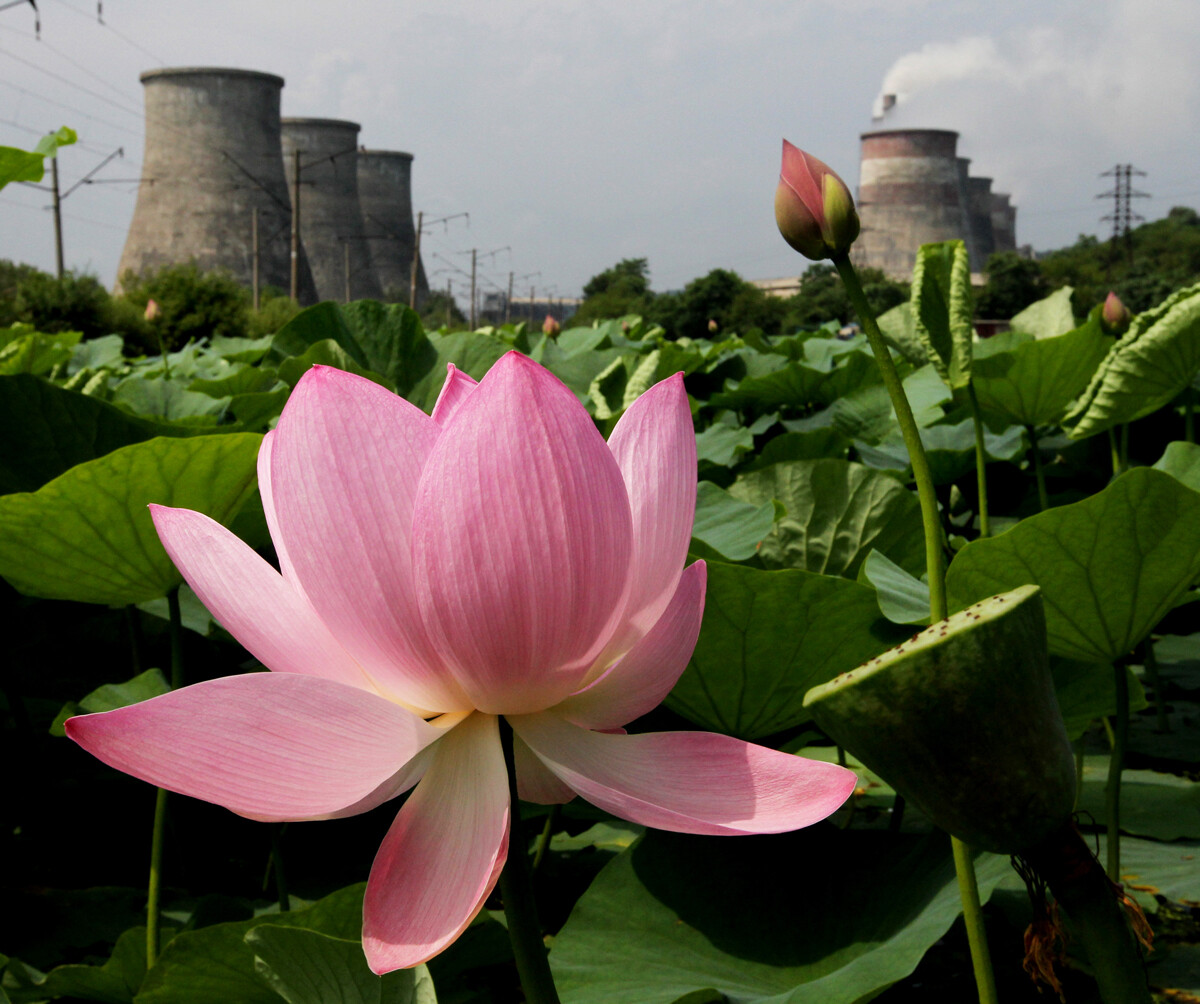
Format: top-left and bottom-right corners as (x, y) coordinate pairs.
(853, 129), (971, 281)
(955, 157), (981, 271)
(990, 193), (1017, 254)
(281, 118), (382, 303)
(118, 67), (316, 302)
(356, 150), (429, 302)
(967, 177), (997, 268)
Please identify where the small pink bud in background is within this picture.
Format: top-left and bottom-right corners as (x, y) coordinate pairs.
(543, 314), (561, 337)
(1101, 291), (1131, 334)
(144, 298), (160, 321)
(707, 319), (718, 333)
(775, 140), (860, 261)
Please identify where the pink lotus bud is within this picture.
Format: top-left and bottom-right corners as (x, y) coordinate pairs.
(1101, 291), (1131, 334)
(775, 140), (860, 260)
(542, 314), (560, 337)
(144, 298), (161, 321)
(707, 319), (719, 333)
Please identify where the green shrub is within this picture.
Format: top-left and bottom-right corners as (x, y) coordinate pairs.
(13, 271), (113, 338)
(120, 262), (250, 352)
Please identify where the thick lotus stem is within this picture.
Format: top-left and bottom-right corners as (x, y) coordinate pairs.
(498, 718), (562, 1004)
(1022, 823), (1152, 1003)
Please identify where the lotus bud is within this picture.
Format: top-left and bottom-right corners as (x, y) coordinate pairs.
(542, 314), (560, 337)
(775, 140), (860, 260)
(707, 319), (718, 333)
(1101, 291), (1131, 335)
(144, 298), (160, 322)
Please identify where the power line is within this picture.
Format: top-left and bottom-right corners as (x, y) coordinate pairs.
(47, 0), (165, 65)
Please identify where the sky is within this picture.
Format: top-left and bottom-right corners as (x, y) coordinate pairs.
(1, 0), (1197, 307)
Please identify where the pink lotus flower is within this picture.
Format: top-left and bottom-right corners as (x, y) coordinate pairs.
(66, 353), (854, 972)
(542, 313), (560, 337)
(775, 139), (860, 260)
(1101, 290), (1131, 334)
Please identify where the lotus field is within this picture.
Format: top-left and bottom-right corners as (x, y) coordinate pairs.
(4, 147), (1200, 1004)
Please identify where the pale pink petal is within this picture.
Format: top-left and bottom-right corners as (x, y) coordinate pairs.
(559, 561), (706, 730)
(514, 732), (576, 804)
(606, 373), (696, 641)
(363, 713), (509, 972)
(269, 366), (468, 714)
(256, 430), (299, 587)
(150, 505), (375, 693)
(410, 352), (633, 714)
(65, 674), (441, 822)
(511, 713), (856, 835)
(430, 364), (478, 427)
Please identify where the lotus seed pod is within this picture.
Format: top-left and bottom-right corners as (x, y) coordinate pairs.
(804, 584), (1075, 853)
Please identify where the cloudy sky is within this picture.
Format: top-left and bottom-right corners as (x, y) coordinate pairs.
(1, 0), (1196, 305)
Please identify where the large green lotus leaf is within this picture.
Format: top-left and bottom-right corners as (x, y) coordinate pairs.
(666, 561), (904, 739)
(1153, 440), (1200, 494)
(709, 351), (879, 415)
(1078, 757), (1200, 841)
(910, 240), (973, 389)
(1049, 659), (1146, 740)
(533, 336), (624, 404)
(208, 334), (273, 364)
(860, 548), (930, 625)
(550, 829), (1012, 1004)
(0, 433), (261, 605)
(50, 667), (172, 737)
(1009, 286), (1076, 339)
(68, 334), (127, 374)
(5, 925), (151, 1004)
(0, 326), (81, 376)
(247, 927), (436, 1004)
(1064, 281), (1200, 439)
(831, 363), (950, 444)
(691, 482), (775, 562)
(276, 339), (394, 391)
(189, 366), (281, 399)
(855, 418), (1026, 485)
(270, 301), (436, 397)
(694, 420), (754, 467)
(946, 467), (1200, 663)
(137, 886), (364, 1004)
(0, 375), (206, 494)
(111, 376), (228, 425)
(743, 428), (848, 468)
(876, 301), (929, 368)
(971, 314), (1112, 427)
(729, 458), (924, 578)
(403, 331), (510, 413)
(588, 348), (689, 420)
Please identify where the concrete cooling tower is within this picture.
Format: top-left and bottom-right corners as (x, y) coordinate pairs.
(853, 129), (970, 280)
(991, 193), (1017, 254)
(281, 119), (382, 304)
(356, 150), (429, 303)
(117, 67), (316, 302)
(967, 176), (997, 266)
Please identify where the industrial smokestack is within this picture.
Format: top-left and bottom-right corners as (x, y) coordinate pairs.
(281, 118), (382, 304)
(990, 192), (1017, 254)
(118, 67), (316, 301)
(872, 92), (898, 121)
(852, 128), (971, 280)
(967, 176), (997, 269)
(356, 150), (428, 303)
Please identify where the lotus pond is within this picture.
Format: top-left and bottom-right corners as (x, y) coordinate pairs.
(3, 241), (1200, 1003)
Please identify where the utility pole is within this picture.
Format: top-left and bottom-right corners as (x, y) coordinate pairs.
(251, 207), (260, 311)
(289, 148), (301, 302)
(506, 271), (514, 324)
(409, 210), (423, 309)
(50, 153), (64, 279)
(1098, 164), (1149, 262)
(470, 248), (477, 330)
(344, 241), (351, 303)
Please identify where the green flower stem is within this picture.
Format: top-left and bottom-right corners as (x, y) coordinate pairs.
(951, 836), (996, 1000)
(498, 718), (561, 1004)
(532, 805), (560, 876)
(833, 253), (996, 1004)
(834, 255), (946, 620)
(1027, 425), (1049, 511)
(1106, 662), (1129, 882)
(1109, 428), (1121, 478)
(1143, 637), (1170, 733)
(146, 786), (169, 967)
(1186, 394), (1195, 444)
(148, 588), (185, 967)
(965, 382), (990, 537)
(270, 824), (291, 912)
(1025, 823), (1151, 1003)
